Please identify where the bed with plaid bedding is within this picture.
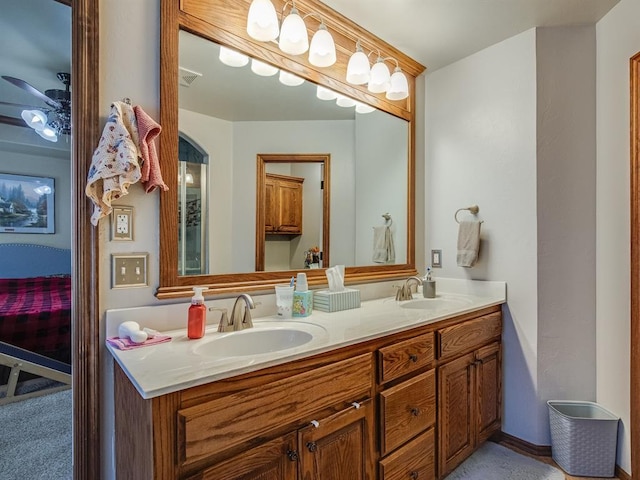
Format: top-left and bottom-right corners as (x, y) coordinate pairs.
(0, 275), (71, 363)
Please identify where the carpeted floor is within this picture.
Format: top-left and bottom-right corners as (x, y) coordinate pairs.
(445, 441), (565, 480)
(0, 389), (72, 480)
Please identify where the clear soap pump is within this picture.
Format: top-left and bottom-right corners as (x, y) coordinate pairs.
(188, 287), (206, 339)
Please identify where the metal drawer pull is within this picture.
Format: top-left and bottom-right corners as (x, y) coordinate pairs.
(410, 471), (419, 479)
(410, 407), (420, 416)
(351, 401), (361, 409)
(310, 420), (320, 428)
(287, 449), (299, 461)
(409, 354), (418, 363)
(306, 441), (317, 452)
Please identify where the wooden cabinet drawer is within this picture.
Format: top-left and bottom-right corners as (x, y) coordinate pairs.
(379, 428), (435, 480)
(177, 353), (373, 466)
(437, 312), (501, 360)
(378, 332), (434, 384)
(380, 369), (436, 455)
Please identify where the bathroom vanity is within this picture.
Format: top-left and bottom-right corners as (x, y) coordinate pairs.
(110, 282), (505, 480)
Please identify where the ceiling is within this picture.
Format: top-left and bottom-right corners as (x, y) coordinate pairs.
(0, 0), (621, 136)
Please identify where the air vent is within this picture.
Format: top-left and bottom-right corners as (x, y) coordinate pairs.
(179, 67), (202, 87)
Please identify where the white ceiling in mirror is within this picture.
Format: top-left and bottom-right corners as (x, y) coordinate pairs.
(179, 30), (364, 122)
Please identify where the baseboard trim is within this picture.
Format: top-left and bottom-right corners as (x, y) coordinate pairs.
(494, 431), (632, 480)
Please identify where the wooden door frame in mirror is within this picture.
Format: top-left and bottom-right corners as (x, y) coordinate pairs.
(630, 51), (640, 477)
(158, 0), (425, 299)
(256, 154), (330, 272)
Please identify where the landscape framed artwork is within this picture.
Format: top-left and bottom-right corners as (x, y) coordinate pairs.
(0, 173), (55, 234)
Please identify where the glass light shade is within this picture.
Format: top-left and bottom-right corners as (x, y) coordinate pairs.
(355, 102), (375, 114)
(185, 173), (195, 185)
(36, 127), (58, 142)
(336, 94), (356, 108)
(251, 58), (279, 76)
(279, 70), (305, 86)
(308, 25), (336, 67)
(386, 67), (409, 100)
(218, 46), (249, 67)
(346, 49), (370, 85)
(368, 60), (391, 93)
(246, 0), (279, 42)
(316, 85), (337, 101)
(21, 109), (48, 131)
(278, 8), (309, 55)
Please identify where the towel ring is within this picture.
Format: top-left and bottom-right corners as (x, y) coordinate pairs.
(455, 205), (482, 224)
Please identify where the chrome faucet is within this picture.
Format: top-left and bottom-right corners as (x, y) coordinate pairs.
(229, 294), (255, 331)
(395, 276), (422, 301)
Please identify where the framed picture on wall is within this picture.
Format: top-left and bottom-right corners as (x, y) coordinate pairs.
(0, 173), (55, 234)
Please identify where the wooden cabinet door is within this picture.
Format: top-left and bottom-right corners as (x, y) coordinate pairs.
(475, 342), (502, 443)
(299, 400), (374, 480)
(264, 177), (276, 233)
(437, 352), (476, 478)
(192, 431), (298, 480)
(276, 178), (303, 234)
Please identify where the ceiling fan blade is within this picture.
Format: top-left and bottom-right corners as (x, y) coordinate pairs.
(0, 114), (27, 128)
(1, 75), (62, 109)
(0, 100), (44, 110)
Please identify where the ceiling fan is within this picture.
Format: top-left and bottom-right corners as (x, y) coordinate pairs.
(0, 72), (71, 142)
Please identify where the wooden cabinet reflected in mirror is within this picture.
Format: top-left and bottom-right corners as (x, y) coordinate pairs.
(256, 154), (330, 272)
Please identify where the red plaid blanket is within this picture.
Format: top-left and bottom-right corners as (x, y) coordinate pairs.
(0, 275), (71, 363)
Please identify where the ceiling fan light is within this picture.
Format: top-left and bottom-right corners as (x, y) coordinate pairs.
(309, 25), (336, 67)
(355, 102), (375, 114)
(279, 70), (305, 86)
(21, 109), (48, 131)
(246, 0), (279, 42)
(278, 7), (309, 56)
(346, 45), (370, 85)
(386, 67), (409, 101)
(36, 127), (58, 142)
(316, 85), (337, 101)
(251, 58), (279, 76)
(368, 60), (391, 94)
(218, 46), (249, 67)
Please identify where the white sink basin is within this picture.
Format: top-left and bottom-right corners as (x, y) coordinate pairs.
(399, 295), (475, 310)
(192, 322), (327, 358)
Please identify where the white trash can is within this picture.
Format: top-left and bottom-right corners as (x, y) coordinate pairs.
(547, 400), (619, 478)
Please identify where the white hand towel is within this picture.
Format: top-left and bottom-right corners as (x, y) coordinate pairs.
(372, 226), (395, 264)
(457, 220), (481, 267)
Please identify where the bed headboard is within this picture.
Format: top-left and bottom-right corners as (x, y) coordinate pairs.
(0, 243), (72, 278)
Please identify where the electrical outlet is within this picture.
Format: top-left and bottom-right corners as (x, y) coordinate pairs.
(111, 206), (134, 241)
(112, 254), (148, 288)
(431, 249), (442, 268)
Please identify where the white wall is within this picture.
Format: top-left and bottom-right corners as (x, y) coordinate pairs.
(426, 29), (542, 442)
(596, 0), (640, 472)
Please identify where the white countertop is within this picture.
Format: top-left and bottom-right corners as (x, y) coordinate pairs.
(106, 279), (506, 399)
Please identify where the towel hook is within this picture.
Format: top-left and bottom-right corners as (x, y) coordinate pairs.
(454, 205), (481, 224)
(382, 213), (392, 227)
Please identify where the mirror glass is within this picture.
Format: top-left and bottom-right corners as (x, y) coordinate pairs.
(178, 29), (409, 276)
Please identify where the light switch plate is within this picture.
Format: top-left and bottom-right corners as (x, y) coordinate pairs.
(112, 253), (148, 288)
(431, 249), (442, 268)
(111, 206), (134, 241)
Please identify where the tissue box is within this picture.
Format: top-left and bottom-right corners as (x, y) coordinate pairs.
(313, 288), (360, 312)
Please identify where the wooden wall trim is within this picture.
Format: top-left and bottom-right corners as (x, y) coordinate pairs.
(630, 51), (640, 480)
(72, 0), (100, 478)
(493, 431), (551, 457)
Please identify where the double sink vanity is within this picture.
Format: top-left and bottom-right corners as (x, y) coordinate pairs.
(108, 279), (506, 479)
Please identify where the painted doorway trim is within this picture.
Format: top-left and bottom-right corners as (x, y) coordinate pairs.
(72, 0), (100, 478)
(630, 51), (640, 477)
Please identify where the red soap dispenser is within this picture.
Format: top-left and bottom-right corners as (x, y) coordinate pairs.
(188, 287), (206, 339)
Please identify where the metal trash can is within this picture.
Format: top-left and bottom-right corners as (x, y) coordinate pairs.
(547, 400), (619, 478)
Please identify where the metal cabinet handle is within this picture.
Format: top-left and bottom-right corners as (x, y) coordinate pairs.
(410, 471), (419, 480)
(409, 354), (418, 363)
(306, 441), (317, 453)
(287, 449), (299, 461)
(410, 407), (420, 417)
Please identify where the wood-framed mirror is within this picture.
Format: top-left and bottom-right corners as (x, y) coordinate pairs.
(256, 153), (330, 272)
(158, 0), (425, 298)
